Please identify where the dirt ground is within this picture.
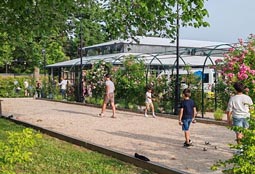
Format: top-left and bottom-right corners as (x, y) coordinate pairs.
(1, 98), (235, 174)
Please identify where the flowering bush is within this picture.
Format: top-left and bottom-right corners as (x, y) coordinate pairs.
(86, 60), (113, 99)
(212, 107), (255, 173)
(212, 34), (255, 173)
(113, 56), (146, 107)
(216, 34), (255, 98)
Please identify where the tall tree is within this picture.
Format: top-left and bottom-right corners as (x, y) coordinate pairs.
(101, 0), (209, 40)
(0, 0), (209, 73)
(0, 0), (209, 45)
(0, 33), (14, 73)
(0, 0), (107, 73)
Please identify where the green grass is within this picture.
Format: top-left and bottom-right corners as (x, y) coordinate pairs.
(0, 118), (154, 174)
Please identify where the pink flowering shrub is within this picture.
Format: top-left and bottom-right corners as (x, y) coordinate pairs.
(86, 60), (113, 99)
(217, 34), (255, 98)
(212, 35), (255, 174)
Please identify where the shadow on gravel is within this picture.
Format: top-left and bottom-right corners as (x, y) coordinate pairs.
(53, 109), (99, 117)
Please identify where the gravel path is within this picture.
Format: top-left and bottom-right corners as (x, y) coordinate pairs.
(1, 98), (235, 174)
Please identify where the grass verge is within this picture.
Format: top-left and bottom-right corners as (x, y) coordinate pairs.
(0, 118), (154, 174)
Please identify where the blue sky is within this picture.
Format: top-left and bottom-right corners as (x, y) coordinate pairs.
(180, 0), (255, 43)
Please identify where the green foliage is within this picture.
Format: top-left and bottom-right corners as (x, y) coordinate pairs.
(114, 56), (147, 107)
(0, 0), (209, 42)
(0, 76), (35, 98)
(86, 97), (103, 106)
(0, 0), (107, 74)
(0, 119), (153, 174)
(211, 107), (255, 173)
(0, 0), (209, 73)
(102, 0), (209, 39)
(216, 35), (255, 100)
(191, 89), (203, 112)
(0, 33), (14, 72)
(168, 66), (205, 113)
(0, 128), (42, 173)
(86, 60), (113, 99)
(214, 80), (229, 111)
(148, 72), (171, 113)
(213, 108), (224, 121)
(42, 41), (69, 67)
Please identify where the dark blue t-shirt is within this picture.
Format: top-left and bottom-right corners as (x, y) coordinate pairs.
(180, 99), (196, 120)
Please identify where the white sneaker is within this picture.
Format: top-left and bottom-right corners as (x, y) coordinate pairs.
(152, 113), (156, 118)
(144, 114), (148, 117)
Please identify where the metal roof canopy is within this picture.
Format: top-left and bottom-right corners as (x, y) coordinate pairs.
(46, 37), (231, 69)
(84, 36), (228, 49)
(46, 52), (223, 68)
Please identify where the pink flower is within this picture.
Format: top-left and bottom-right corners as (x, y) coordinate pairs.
(232, 57), (239, 62)
(222, 67), (227, 73)
(223, 54), (230, 59)
(238, 38), (244, 45)
(217, 35), (255, 100)
(228, 62), (234, 67)
(237, 72), (249, 80)
(240, 54), (245, 60)
(249, 70), (255, 75)
(229, 47), (235, 52)
(243, 50), (248, 54)
(239, 64), (250, 73)
(215, 59), (223, 64)
(227, 73), (234, 79)
(227, 67), (234, 71)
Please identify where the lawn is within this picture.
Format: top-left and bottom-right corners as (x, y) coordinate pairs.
(0, 118), (154, 174)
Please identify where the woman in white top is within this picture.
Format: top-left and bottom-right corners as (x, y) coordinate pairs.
(98, 74), (116, 118)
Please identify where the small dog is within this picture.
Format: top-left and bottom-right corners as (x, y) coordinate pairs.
(134, 153), (150, 161)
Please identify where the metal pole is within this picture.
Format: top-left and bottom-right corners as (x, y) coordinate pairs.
(79, 23), (83, 102)
(174, 1), (180, 115)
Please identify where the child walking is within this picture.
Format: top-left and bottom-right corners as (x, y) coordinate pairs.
(144, 86), (156, 118)
(178, 88), (197, 147)
(226, 82), (253, 144)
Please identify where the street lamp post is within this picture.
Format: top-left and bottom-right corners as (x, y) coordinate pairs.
(78, 20), (84, 102)
(174, 1), (180, 115)
(42, 49), (46, 76)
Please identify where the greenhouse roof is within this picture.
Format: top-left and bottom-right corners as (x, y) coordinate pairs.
(46, 52), (224, 68)
(47, 36), (231, 69)
(84, 36), (230, 49)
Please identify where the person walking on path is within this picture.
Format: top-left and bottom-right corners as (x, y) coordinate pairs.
(98, 74), (116, 118)
(144, 86), (156, 118)
(35, 80), (42, 98)
(178, 88), (197, 147)
(226, 82), (253, 144)
(59, 77), (68, 100)
(24, 80), (29, 96)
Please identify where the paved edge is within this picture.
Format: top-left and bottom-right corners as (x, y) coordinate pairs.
(0, 115), (189, 174)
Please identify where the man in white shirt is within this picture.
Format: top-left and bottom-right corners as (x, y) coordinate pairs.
(59, 77), (68, 99)
(226, 82), (253, 144)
